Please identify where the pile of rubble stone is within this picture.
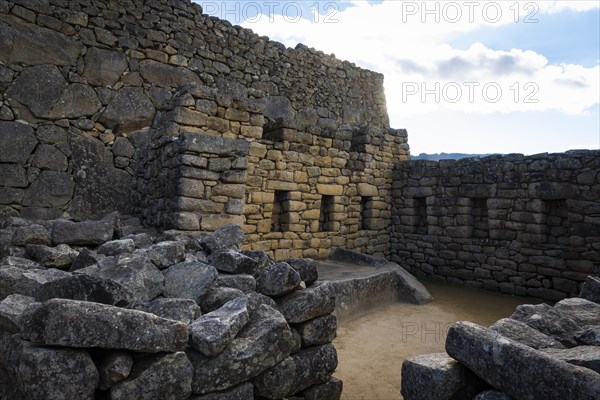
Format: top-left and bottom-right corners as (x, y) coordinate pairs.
(401, 275), (600, 400)
(0, 212), (342, 399)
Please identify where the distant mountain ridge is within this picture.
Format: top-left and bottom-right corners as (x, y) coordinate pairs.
(411, 152), (495, 161)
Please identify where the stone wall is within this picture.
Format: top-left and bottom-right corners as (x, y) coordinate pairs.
(0, 0), (405, 260)
(390, 151), (600, 301)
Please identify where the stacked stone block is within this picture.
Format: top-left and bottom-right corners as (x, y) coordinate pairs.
(0, 218), (343, 399)
(390, 151), (600, 300)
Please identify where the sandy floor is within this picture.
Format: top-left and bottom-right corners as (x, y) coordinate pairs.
(333, 280), (540, 400)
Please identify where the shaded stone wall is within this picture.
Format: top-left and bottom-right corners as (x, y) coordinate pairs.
(390, 151), (600, 301)
(0, 0), (388, 228)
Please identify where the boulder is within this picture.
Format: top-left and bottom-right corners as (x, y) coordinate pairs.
(34, 274), (133, 306)
(241, 250), (273, 273)
(395, 267), (433, 305)
(276, 283), (336, 324)
(575, 325), (600, 346)
(89, 253), (164, 303)
(188, 383), (253, 400)
(0, 266), (70, 299)
(163, 261), (217, 302)
(199, 287), (245, 313)
(139, 60), (201, 88)
(287, 258), (319, 286)
(189, 296), (249, 356)
(99, 87), (155, 134)
(11, 339), (98, 400)
(510, 304), (580, 346)
(0, 121), (37, 163)
(97, 239), (135, 256)
(445, 321), (600, 400)
(215, 273), (256, 293)
(83, 47), (128, 86)
(134, 298), (201, 325)
(490, 318), (565, 349)
(554, 298), (600, 326)
(145, 241), (186, 269)
(400, 352), (488, 400)
(252, 344), (338, 399)
(48, 83), (102, 119)
(540, 346), (600, 374)
(200, 224), (244, 255)
(25, 244), (78, 269)
(210, 250), (259, 275)
(70, 248), (104, 271)
(187, 304), (295, 394)
(11, 224), (51, 246)
(580, 275), (600, 304)
(98, 351), (133, 390)
(21, 299), (188, 352)
(32, 144), (68, 171)
(1, 256), (42, 270)
(256, 262), (302, 297)
(295, 314), (337, 347)
(52, 218), (115, 246)
(110, 352), (193, 400)
(6, 64), (67, 118)
(0, 294), (35, 333)
(302, 378), (343, 400)
(22, 171), (74, 208)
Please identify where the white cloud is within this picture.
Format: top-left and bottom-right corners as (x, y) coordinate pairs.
(239, 0), (599, 124)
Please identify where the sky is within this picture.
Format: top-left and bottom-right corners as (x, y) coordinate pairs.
(196, 1), (600, 155)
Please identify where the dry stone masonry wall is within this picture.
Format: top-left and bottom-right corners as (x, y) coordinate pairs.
(390, 151), (600, 301)
(0, 0), (408, 261)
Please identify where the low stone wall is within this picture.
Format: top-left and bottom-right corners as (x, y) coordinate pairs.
(0, 217), (342, 399)
(390, 151), (600, 300)
(401, 276), (600, 400)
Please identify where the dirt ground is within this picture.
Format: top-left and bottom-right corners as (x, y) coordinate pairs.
(333, 280), (538, 400)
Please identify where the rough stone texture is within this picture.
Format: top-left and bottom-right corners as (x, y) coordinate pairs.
(70, 248), (104, 271)
(145, 241), (186, 269)
(6, 64), (67, 118)
(553, 297), (600, 326)
(575, 325), (600, 346)
(22, 171), (74, 208)
(87, 253), (164, 303)
(20, 299), (188, 352)
(98, 351), (133, 390)
(210, 250), (259, 275)
(580, 275), (600, 304)
(4, 337), (99, 400)
(163, 261), (217, 302)
(199, 286), (245, 313)
(295, 314), (337, 347)
(540, 346), (600, 374)
(96, 239), (135, 256)
(256, 262), (302, 297)
(510, 304), (580, 346)
(187, 304), (295, 394)
(34, 274), (133, 306)
(401, 352), (488, 400)
(0, 121), (36, 163)
(83, 47), (128, 86)
(287, 258), (319, 286)
(215, 273), (256, 293)
(0, 266), (70, 299)
(445, 321), (600, 400)
(490, 318), (566, 350)
(11, 224), (51, 246)
(25, 243), (78, 268)
(200, 224), (244, 255)
(99, 87), (155, 133)
(134, 297), (201, 325)
(252, 344), (338, 399)
(188, 383), (254, 400)
(110, 352), (193, 400)
(52, 218), (115, 246)
(276, 284), (336, 324)
(302, 378), (343, 400)
(189, 296), (249, 356)
(0, 294), (35, 333)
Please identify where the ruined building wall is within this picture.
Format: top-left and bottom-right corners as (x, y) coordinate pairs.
(0, 0), (407, 260)
(390, 151), (600, 301)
